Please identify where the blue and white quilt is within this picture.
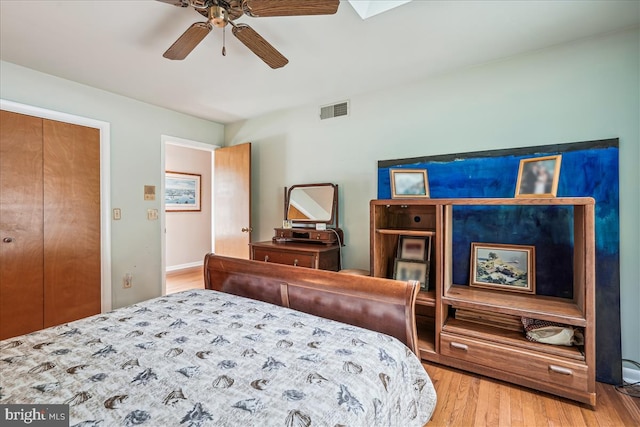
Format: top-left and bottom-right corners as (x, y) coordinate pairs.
(0, 289), (436, 426)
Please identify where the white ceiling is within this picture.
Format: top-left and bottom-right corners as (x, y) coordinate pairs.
(1, 1), (638, 124)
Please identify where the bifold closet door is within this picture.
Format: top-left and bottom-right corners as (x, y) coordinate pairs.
(0, 110), (45, 339)
(43, 119), (101, 327)
(0, 111), (101, 340)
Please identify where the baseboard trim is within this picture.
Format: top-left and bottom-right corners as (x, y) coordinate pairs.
(623, 366), (640, 385)
(166, 261), (203, 272)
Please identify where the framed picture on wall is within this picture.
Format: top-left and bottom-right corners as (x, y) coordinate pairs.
(390, 169), (429, 198)
(165, 171), (201, 212)
(470, 242), (535, 294)
(515, 155), (562, 198)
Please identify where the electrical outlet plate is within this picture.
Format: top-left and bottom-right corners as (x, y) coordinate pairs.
(147, 209), (158, 220)
(113, 208), (121, 220)
(123, 273), (132, 288)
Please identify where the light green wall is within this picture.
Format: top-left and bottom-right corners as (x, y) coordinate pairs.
(226, 29), (640, 370)
(1, 27), (637, 372)
(0, 60), (224, 309)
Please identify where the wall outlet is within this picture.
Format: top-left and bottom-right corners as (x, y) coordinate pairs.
(147, 209), (158, 220)
(123, 273), (132, 288)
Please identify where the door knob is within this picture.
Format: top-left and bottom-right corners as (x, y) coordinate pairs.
(241, 227), (253, 233)
(3, 237), (14, 243)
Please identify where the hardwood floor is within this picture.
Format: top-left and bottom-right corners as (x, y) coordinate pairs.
(424, 363), (639, 426)
(166, 266), (640, 426)
(166, 266), (204, 294)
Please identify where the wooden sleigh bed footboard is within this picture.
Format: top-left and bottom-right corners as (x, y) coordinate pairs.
(204, 253), (420, 354)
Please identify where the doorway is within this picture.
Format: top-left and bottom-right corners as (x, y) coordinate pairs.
(161, 135), (217, 295)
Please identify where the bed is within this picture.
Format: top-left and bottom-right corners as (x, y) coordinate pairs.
(0, 254), (437, 426)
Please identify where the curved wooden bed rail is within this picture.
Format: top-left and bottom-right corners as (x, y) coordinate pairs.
(204, 253), (420, 355)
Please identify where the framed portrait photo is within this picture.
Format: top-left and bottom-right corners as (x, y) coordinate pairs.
(398, 235), (432, 261)
(470, 242), (535, 294)
(515, 155), (562, 198)
(165, 171), (202, 212)
(390, 169), (429, 198)
(394, 258), (430, 291)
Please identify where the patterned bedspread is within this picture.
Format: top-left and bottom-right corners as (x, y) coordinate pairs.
(0, 290), (436, 426)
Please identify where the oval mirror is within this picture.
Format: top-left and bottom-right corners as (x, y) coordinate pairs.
(286, 183), (337, 226)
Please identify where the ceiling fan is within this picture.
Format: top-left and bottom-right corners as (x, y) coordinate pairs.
(157, 0), (340, 68)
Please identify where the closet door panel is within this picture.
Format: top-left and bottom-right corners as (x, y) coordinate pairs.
(0, 110), (45, 339)
(43, 119), (101, 327)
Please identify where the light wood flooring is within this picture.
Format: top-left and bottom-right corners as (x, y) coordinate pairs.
(166, 266), (205, 294)
(166, 266), (640, 426)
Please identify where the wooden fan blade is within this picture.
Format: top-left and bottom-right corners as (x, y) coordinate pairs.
(163, 22), (212, 60)
(232, 23), (288, 69)
(242, 0), (339, 17)
(156, 0), (189, 7)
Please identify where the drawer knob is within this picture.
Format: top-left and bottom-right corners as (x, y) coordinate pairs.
(548, 365), (573, 376)
(450, 342), (468, 351)
(264, 255), (270, 262)
(293, 259), (298, 266)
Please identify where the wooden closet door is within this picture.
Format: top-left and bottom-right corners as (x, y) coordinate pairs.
(0, 110), (45, 339)
(43, 119), (101, 327)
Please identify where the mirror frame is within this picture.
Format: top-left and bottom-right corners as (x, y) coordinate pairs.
(285, 183), (338, 228)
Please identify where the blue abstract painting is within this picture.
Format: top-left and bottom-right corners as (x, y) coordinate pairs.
(378, 139), (620, 385)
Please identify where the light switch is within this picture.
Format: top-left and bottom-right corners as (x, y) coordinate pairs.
(147, 209), (158, 220)
(113, 208), (122, 220)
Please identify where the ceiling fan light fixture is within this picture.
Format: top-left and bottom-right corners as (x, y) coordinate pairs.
(158, 0), (340, 65)
(210, 6), (229, 28)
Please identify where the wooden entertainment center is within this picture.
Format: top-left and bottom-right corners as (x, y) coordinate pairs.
(370, 197), (596, 405)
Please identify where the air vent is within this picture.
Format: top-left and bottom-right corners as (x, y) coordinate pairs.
(320, 100), (349, 120)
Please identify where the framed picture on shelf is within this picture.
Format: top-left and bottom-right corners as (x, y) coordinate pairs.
(515, 155), (562, 198)
(165, 171), (202, 212)
(398, 235), (431, 261)
(394, 258), (430, 291)
(470, 242), (535, 294)
(390, 169), (429, 198)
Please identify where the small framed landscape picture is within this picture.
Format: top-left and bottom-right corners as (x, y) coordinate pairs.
(398, 235), (431, 261)
(165, 171), (202, 212)
(390, 169), (429, 198)
(515, 155), (562, 198)
(394, 258), (430, 291)
(470, 243), (535, 294)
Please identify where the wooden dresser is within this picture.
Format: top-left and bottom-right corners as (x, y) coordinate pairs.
(250, 240), (341, 271)
(254, 182), (343, 272)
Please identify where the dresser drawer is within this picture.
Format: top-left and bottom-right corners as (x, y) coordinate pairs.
(440, 332), (589, 392)
(252, 247), (316, 268)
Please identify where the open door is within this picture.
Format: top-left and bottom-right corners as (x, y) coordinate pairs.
(214, 142), (251, 259)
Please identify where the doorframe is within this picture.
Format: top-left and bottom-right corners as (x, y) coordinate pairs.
(1, 99), (112, 312)
(160, 135), (219, 295)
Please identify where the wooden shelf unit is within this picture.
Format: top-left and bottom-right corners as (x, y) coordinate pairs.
(370, 197), (596, 405)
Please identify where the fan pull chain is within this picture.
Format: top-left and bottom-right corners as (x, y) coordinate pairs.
(222, 26), (226, 56)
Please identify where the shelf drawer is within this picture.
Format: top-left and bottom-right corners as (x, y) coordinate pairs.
(252, 248), (316, 268)
(440, 332), (589, 392)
